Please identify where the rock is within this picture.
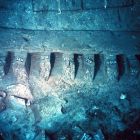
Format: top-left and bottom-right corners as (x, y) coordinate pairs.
(6, 84), (33, 101)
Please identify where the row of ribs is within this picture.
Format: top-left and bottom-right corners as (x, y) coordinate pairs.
(0, 51), (139, 84)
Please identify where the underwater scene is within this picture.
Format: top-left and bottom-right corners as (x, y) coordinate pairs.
(0, 0), (140, 139)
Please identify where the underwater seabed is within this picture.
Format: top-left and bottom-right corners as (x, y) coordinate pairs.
(0, 0), (140, 139)
(0, 64), (140, 140)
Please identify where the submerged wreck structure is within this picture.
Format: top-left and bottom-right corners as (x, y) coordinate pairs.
(0, 0), (140, 139)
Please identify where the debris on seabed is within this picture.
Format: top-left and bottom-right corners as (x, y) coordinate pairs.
(57, 0), (61, 14)
(93, 106), (99, 110)
(26, 100), (31, 106)
(104, 0), (107, 8)
(77, 90), (80, 93)
(0, 101), (6, 112)
(81, 133), (92, 140)
(120, 93), (127, 100)
(0, 91), (6, 98)
(94, 129), (105, 140)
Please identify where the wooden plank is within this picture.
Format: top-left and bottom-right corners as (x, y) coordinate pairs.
(33, 0), (82, 11)
(0, 6), (139, 31)
(62, 53), (75, 80)
(0, 52), (7, 78)
(83, 0), (133, 9)
(0, 0), (32, 11)
(30, 53), (51, 80)
(8, 52), (28, 83)
(127, 55), (140, 78)
(105, 55), (118, 82)
(0, 28), (140, 55)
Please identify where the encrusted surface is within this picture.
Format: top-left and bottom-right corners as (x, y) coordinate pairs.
(0, 0), (140, 140)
